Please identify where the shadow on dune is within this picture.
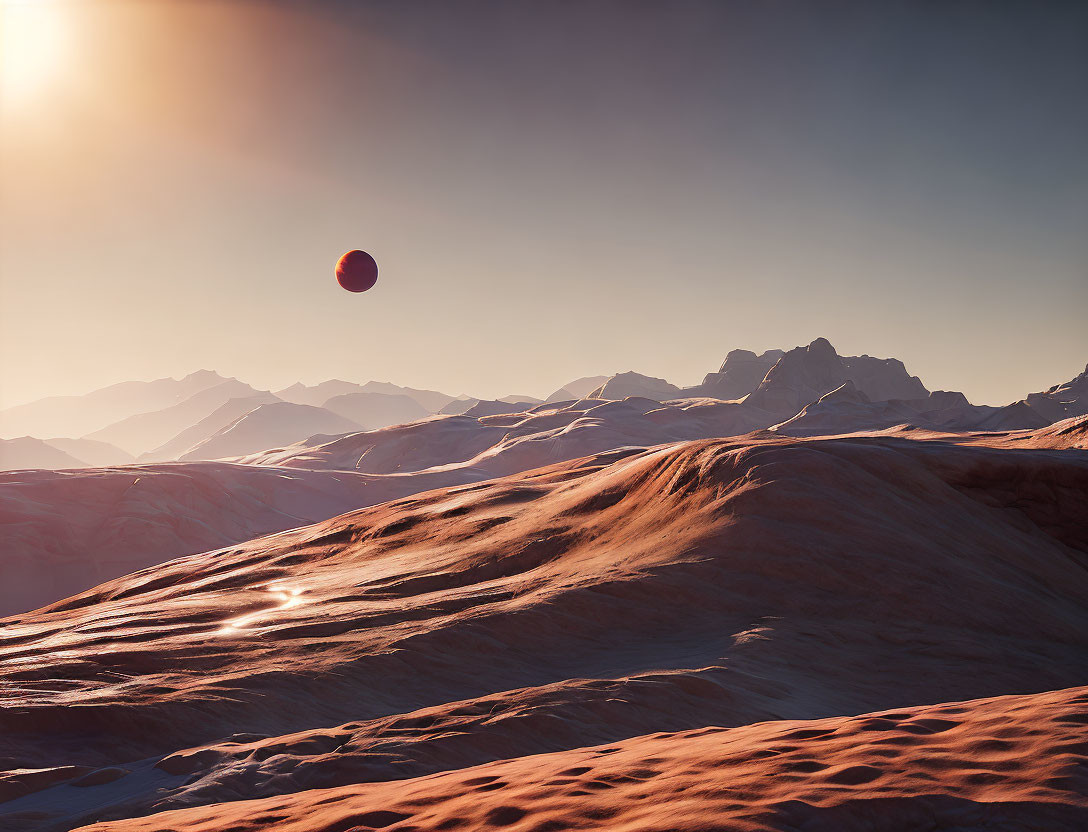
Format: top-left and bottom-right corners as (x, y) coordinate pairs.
(763, 794), (1088, 831)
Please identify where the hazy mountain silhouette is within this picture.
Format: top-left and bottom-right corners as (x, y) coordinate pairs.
(685, 348), (785, 400)
(360, 381), (462, 413)
(743, 337), (929, 417)
(0, 370), (227, 439)
(43, 437), (135, 467)
(86, 378), (270, 455)
(273, 379), (365, 407)
(4, 341), (1087, 474)
(177, 402), (362, 461)
(545, 375), (610, 402)
(323, 390), (430, 430)
(140, 392), (283, 461)
(589, 371), (682, 400)
(0, 437), (87, 471)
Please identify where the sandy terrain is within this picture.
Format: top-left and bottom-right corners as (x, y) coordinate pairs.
(71, 685), (1088, 832)
(0, 433), (1084, 829)
(1, 397), (775, 616)
(234, 397), (773, 472)
(0, 462), (473, 616)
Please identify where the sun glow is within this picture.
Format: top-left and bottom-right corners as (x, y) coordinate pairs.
(1, 0), (70, 108)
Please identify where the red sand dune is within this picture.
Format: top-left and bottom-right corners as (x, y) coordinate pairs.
(967, 413), (1088, 450)
(74, 685), (1088, 832)
(0, 462), (476, 616)
(0, 434), (1085, 829)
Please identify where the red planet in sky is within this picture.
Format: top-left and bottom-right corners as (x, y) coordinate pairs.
(335, 250), (378, 292)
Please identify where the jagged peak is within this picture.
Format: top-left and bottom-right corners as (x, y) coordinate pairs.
(806, 337), (838, 356)
(181, 369), (224, 380)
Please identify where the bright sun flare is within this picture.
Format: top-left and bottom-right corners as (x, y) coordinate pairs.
(1, 0), (69, 107)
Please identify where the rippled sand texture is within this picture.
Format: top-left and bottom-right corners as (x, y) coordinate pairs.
(0, 434), (1085, 829)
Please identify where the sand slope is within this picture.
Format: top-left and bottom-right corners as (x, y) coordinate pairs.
(236, 397), (772, 472)
(72, 685), (1088, 832)
(0, 462), (478, 616)
(0, 434), (1084, 829)
(2, 397), (772, 614)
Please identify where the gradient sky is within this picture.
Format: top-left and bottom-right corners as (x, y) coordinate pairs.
(2, 0), (1086, 408)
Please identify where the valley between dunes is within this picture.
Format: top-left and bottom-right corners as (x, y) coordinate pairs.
(0, 432), (1085, 829)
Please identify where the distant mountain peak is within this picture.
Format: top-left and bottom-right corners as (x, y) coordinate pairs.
(744, 338), (928, 417)
(589, 372), (681, 402)
(806, 336), (837, 356)
(181, 369), (225, 381)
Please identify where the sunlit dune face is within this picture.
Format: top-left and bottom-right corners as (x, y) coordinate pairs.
(221, 586), (306, 634)
(1, 0), (70, 108)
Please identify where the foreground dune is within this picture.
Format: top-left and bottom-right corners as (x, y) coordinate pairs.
(0, 462), (476, 617)
(0, 398), (773, 614)
(9, 400), (1086, 618)
(0, 434), (1085, 829)
(73, 685), (1088, 831)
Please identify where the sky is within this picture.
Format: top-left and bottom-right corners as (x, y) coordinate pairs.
(1, 0), (1086, 408)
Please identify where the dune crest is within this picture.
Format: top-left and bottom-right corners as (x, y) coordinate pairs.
(73, 685), (1088, 832)
(0, 434), (1084, 829)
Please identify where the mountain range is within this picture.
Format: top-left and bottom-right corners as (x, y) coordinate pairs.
(0, 338), (1085, 829)
(3, 340), (1084, 473)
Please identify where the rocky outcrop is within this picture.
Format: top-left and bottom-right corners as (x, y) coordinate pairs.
(744, 338), (928, 417)
(1023, 363), (1088, 422)
(589, 371), (681, 401)
(683, 349), (785, 400)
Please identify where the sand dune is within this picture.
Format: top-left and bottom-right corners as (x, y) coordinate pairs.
(0, 462), (480, 616)
(461, 398), (543, 417)
(3, 348), (1086, 830)
(0, 434), (1084, 829)
(236, 397), (771, 473)
(1000, 413), (1088, 449)
(1025, 363), (1088, 422)
(71, 685), (1088, 832)
(926, 413), (1088, 451)
(7, 399), (1086, 616)
(8, 397), (769, 613)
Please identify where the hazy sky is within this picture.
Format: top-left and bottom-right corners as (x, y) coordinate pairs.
(2, 0), (1086, 407)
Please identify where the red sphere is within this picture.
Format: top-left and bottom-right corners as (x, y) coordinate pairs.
(335, 250), (378, 293)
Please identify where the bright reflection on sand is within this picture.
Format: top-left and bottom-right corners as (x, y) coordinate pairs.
(220, 586), (305, 634)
